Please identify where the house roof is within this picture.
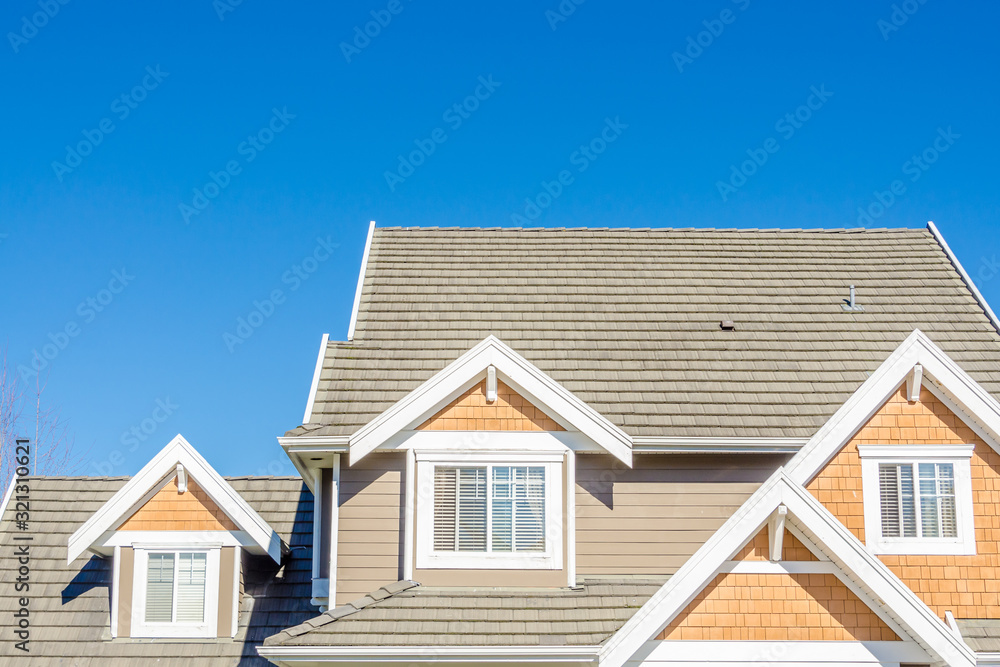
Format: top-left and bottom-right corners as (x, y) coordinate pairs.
(68, 434), (283, 563)
(263, 578), (665, 648)
(0, 476), (315, 666)
(293, 226), (1000, 440)
(956, 619), (1000, 653)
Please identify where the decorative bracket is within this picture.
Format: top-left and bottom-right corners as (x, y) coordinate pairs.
(176, 463), (188, 494)
(486, 365), (498, 403)
(769, 504), (788, 562)
(906, 364), (924, 403)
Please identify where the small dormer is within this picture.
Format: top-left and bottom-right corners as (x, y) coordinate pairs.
(68, 435), (283, 639)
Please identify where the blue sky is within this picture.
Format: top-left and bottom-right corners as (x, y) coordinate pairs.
(1, 1), (998, 477)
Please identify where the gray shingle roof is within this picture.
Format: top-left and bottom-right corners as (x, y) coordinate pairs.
(293, 226), (1000, 439)
(0, 476), (316, 666)
(264, 577), (666, 647)
(956, 619), (1000, 653)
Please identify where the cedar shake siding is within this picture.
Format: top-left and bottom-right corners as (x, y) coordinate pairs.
(575, 454), (788, 576)
(336, 453), (404, 606)
(658, 572), (900, 641)
(733, 526), (818, 562)
(118, 478), (237, 531)
(808, 385), (1000, 618)
(417, 379), (565, 431)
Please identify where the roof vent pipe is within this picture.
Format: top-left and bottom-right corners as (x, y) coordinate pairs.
(841, 285), (864, 312)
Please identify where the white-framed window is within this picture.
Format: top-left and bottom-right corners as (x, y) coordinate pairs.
(859, 444), (976, 555)
(415, 452), (563, 569)
(131, 546), (220, 638)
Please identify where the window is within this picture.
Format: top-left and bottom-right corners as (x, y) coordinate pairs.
(432, 465), (546, 553)
(859, 445), (975, 555)
(416, 454), (562, 569)
(131, 547), (220, 638)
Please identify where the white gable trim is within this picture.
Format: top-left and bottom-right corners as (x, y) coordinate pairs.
(303, 332), (330, 424)
(68, 434), (282, 564)
(785, 329), (1000, 485)
(599, 469), (976, 667)
(347, 220), (376, 341)
(348, 336), (632, 466)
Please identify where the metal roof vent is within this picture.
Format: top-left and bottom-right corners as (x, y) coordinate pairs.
(720, 320), (736, 331)
(841, 285), (864, 312)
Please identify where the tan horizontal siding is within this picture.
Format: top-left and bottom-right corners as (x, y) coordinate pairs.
(575, 454), (785, 576)
(336, 453), (403, 606)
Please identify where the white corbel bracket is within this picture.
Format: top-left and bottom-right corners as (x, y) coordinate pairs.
(176, 463), (188, 494)
(486, 365), (498, 403)
(769, 504), (788, 562)
(906, 364), (924, 403)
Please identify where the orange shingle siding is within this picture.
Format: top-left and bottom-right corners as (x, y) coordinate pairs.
(118, 478), (237, 531)
(417, 380), (564, 432)
(658, 572), (899, 641)
(808, 385), (1000, 618)
(733, 526), (818, 562)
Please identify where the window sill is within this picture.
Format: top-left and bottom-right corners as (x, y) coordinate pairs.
(417, 552), (561, 570)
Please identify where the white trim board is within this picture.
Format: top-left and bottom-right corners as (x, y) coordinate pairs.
(928, 220), (1000, 335)
(785, 328), (1000, 487)
(302, 332), (329, 424)
(629, 640), (930, 665)
(256, 645), (601, 664)
(68, 434), (282, 563)
(347, 336), (633, 466)
(598, 468), (977, 667)
(347, 220), (376, 341)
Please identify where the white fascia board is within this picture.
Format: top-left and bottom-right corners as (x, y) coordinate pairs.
(636, 640), (930, 664)
(256, 645), (600, 663)
(347, 220), (376, 341)
(303, 333), (330, 424)
(929, 220), (1000, 334)
(631, 437), (807, 453)
(598, 467), (977, 667)
(381, 430), (597, 454)
(68, 434), (282, 564)
(348, 336), (633, 466)
(785, 329), (1000, 485)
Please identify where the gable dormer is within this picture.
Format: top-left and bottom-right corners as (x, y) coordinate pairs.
(68, 435), (282, 639)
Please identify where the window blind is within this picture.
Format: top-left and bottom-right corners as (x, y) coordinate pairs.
(176, 552), (207, 623)
(878, 462), (957, 539)
(145, 553), (175, 623)
(434, 464), (546, 554)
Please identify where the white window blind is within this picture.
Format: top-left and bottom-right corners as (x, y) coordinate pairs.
(878, 462), (957, 539)
(433, 465), (546, 554)
(144, 551), (207, 625)
(176, 552), (207, 623)
(145, 553), (175, 623)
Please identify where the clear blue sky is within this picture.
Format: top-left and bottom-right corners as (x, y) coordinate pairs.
(2, 1), (998, 477)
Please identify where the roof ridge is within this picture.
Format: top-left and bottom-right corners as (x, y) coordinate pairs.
(264, 580), (420, 645)
(375, 225), (925, 233)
